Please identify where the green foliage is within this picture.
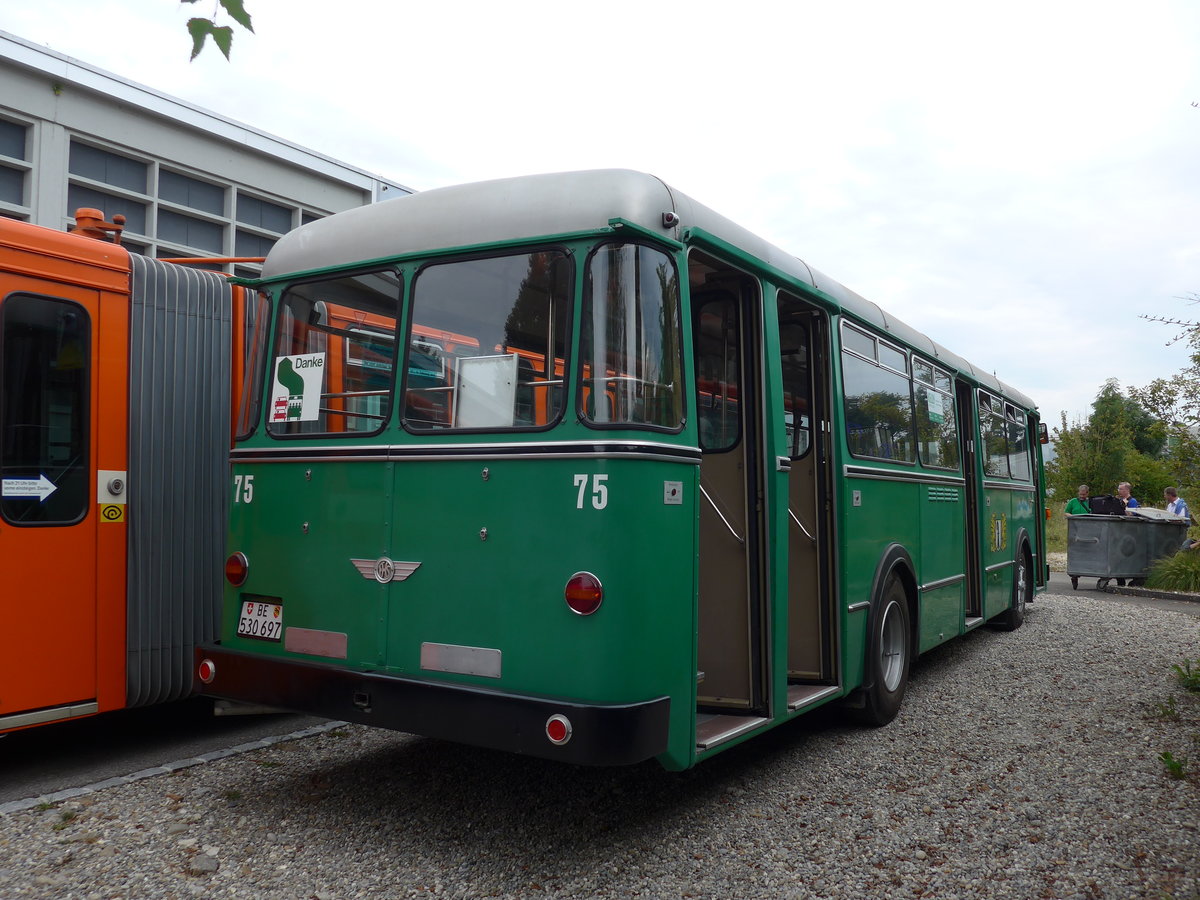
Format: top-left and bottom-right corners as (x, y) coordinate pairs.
(1145, 548), (1200, 592)
(1046, 502), (1067, 553)
(1131, 305), (1200, 496)
(1045, 380), (1168, 504)
(183, 0), (254, 61)
(1145, 695), (1183, 722)
(1159, 750), (1190, 780)
(1173, 658), (1200, 692)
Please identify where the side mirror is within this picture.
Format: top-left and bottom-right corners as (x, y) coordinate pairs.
(1038, 422), (1049, 445)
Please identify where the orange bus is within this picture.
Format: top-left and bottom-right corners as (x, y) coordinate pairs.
(0, 210), (253, 733)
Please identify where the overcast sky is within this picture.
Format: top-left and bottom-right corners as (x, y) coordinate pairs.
(5, 0), (1200, 427)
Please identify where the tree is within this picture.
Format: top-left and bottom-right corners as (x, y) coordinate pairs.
(1045, 380), (1171, 504)
(1131, 300), (1200, 496)
(183, 0), (253, 61)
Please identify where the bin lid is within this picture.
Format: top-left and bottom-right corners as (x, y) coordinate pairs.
(1129, 507), (1189, 522)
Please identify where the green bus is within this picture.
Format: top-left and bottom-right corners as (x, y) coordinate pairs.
(196, 170), (1046, 771)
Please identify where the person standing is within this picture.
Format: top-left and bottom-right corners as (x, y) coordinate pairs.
(1065, 484), (1091, 516)
(1117, 482), (1139, 511)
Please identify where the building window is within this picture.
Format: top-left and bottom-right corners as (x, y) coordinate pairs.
(158, 209), (223, 254)
(159, 170), (225, 215)
(66, 184), (147, 234)
(0, 119), (27, 161)
(235, 230), (276, 258)
(69, 142), (147, 193)
(0, 166), (23, 206)
(237, 194), (292, 232)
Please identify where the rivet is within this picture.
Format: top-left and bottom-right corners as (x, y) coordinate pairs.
(305, 469), (312, 481)
(481, 467), (490, 481)
(302, 522), (310, 534)
(479, 527), (488, 541)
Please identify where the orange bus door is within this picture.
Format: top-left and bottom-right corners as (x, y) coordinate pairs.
(0, 288), (112, 729)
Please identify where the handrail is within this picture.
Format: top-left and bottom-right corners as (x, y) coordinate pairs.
(789, 509), (817, 544)
(699, 483), (744, 545)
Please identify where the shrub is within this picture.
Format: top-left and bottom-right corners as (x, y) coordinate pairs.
(1145, 546), (1200, 592)
(1046, 503), (1067, 554)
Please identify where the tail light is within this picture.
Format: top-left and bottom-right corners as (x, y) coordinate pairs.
(546, 714), (572, 745)
(197, 658), (216, 684)
(225, 551), (249, 587)
(564, 572), (603, 615)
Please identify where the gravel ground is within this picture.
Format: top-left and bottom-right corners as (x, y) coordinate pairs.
(2, 591), (1198, 900)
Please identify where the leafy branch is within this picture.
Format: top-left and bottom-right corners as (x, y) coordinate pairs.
(183, 0), (253, 61)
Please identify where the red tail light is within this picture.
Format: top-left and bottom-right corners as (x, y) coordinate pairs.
(564, 572), (603, 615)
(225, 551), (249, 587)
(546, 714), (572, 745)
(197, 658), (216, 684)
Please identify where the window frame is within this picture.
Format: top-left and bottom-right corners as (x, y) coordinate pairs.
(912, 355), (960, 472)
(264, 267), (403, 440)
(839, 320), (917, 465)
(0, 292), (92, 527)
(399, 246), (575, 436)
(577, 240), (685, 435)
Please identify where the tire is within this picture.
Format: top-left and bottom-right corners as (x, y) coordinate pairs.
(851, 576), (911, 726)
(993, 546), (1030, 631)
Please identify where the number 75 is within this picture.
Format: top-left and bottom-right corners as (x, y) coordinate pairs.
(233, 474), (254, 504)
(573, 473), (608, 510)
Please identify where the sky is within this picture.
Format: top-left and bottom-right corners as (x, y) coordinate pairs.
(4, 0), (1200, 428)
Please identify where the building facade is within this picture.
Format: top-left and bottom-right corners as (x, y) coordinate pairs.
(0, 30), (411, 275)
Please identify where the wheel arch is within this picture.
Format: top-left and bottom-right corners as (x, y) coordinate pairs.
(864, 543), (918, 684)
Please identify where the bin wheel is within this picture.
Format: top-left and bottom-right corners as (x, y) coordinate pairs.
(1071, 576), (1079, 590)
(1097, 578), (1110, 590)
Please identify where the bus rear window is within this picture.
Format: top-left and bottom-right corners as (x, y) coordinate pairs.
(267, 270), (401, 437)
(402, 251), (570, 432)
(580, 243), (683, 430)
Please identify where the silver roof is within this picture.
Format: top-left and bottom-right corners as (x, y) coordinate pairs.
(263, 169), (1034, 410)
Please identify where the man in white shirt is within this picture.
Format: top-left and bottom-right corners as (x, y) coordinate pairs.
(1165, 487), (1190, 520)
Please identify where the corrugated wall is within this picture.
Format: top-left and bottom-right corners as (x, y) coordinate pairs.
(126, 255), (231, 707)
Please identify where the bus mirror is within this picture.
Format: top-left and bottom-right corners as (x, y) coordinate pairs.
(1038, 423), (1049, 445)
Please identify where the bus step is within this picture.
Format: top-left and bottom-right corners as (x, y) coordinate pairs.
(696, 713), (769, 751)
(964, 616), (985, 629)
(786, 684), (840, 711)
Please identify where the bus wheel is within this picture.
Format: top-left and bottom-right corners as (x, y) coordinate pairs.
(994, 546), (1031, 632)
(853, 577), (911, 726)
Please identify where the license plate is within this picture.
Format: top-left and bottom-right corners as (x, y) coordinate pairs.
(237, 600), (283, 641)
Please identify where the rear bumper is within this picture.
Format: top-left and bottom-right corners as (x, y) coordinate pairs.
(194, 646), (670, 766)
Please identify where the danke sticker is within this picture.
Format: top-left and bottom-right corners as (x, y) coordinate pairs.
(270, 352), (325, 423)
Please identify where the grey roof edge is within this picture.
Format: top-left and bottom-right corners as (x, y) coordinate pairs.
(0, 30), (414, 196)
(261, 168), (1038, 411)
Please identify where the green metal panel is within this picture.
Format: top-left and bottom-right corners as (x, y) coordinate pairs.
(224, 459), (394, 666)
(919, 483), (966, 650)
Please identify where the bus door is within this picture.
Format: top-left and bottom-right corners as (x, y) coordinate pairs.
(690, 251), (769, 735)
(775, 293), (836, 702)
(0, 288), (108, 726)
(955, 380), (984, 622)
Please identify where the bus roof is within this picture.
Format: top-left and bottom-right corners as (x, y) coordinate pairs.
(0, 216), (130, 293)
(262, 169), (1035, 411)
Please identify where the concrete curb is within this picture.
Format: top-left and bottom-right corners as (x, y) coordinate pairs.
(0, 719), (348, 816)
(1103, 584), (1200, 604)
